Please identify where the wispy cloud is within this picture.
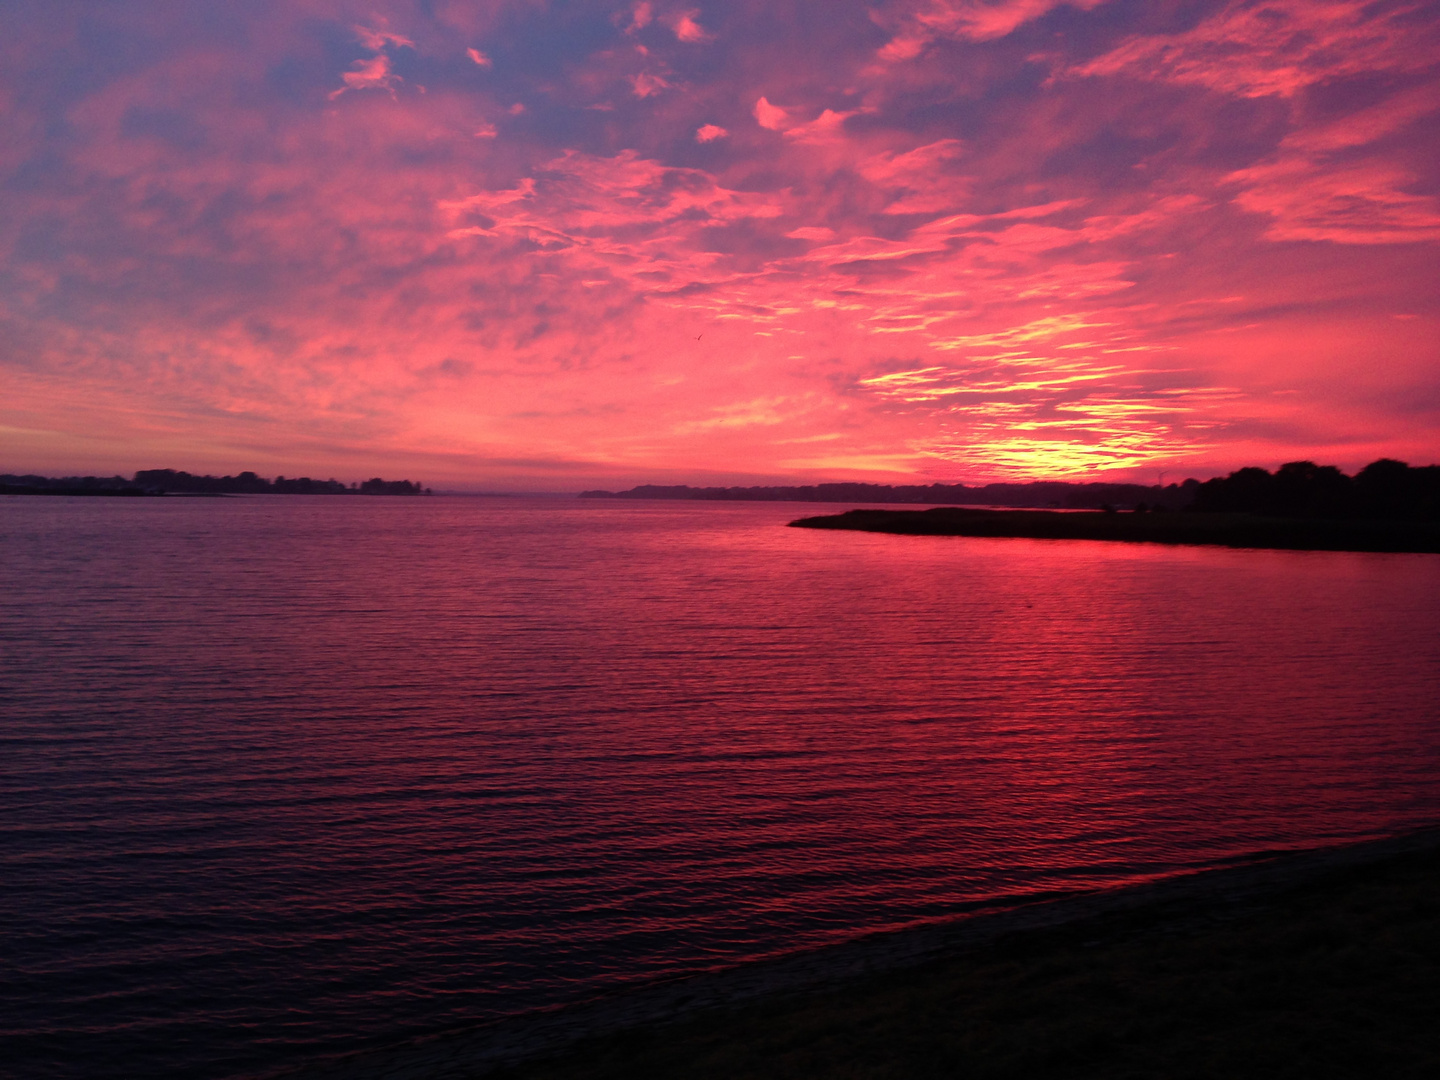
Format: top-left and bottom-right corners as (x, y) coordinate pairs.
(875, 0), (1110, 60)
(1071, 0), (1435, 98)
(330, 24), (413, 98)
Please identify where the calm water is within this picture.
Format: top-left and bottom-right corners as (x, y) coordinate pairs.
(3, 495), (1440, 1078)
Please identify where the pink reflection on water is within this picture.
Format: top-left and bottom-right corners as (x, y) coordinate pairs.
(2, 497), (1438, 1079)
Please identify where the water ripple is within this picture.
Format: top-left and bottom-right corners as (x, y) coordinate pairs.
(2, 496), (1439, 1078)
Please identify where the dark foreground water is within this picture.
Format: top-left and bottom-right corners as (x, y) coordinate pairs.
(3, 495), (1439, 1079)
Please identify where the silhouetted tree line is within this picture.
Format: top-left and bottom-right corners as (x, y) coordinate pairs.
(1, 470), (430, 496)
(1192, 459), (1440, 520)
(134, 469), (282, 493)
(0, 473), (149, 496)
(583, 460), (1439, 519)
(357, 477), (427, 495)
(580, 479), (1202, 510)
(131, 470), (428, 494)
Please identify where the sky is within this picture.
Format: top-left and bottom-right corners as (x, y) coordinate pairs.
(2, 0), (1439, 489)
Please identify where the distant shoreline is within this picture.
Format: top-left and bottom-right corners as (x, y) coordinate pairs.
(580, 478), (1194, 510)
(0, 486), (419, 498)
(788, 506), (1440, 554)
(1, 484), (217, 497)
(1, 470), (430, 497)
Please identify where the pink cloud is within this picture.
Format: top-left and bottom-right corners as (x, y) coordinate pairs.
(353, 25), (414, 51)
(753, 96), (789, 130)
(1284, 84), (1440, 154)
(630, 72), (670, 97)
(856, 139), (968, 214)
(329, 23), (415, 99)
(1214, 63), (1440, 244)
(1071, 0), (1435, 98)
(1229, 159), (1440, 245)
(330, 53), (402, 98)
(466, 47), (491, 67)
(784, 108), (862, 144)
(664, 9), (711, 43)
(875, 0), (1110, 59)
(627, 3), (654, 33)
(695, 123), (728, 142)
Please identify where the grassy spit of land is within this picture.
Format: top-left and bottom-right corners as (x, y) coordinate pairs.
(788, 507), (1440, 554)
(307, 831), (1440, 1080)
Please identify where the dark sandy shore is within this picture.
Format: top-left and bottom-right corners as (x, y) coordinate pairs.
(294, 828), (1440, 1080)
(788, 507), (1440, 554)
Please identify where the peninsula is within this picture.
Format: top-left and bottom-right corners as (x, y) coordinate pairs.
(788, 506), (1440, 553)
(788, 459), (1440, 554)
